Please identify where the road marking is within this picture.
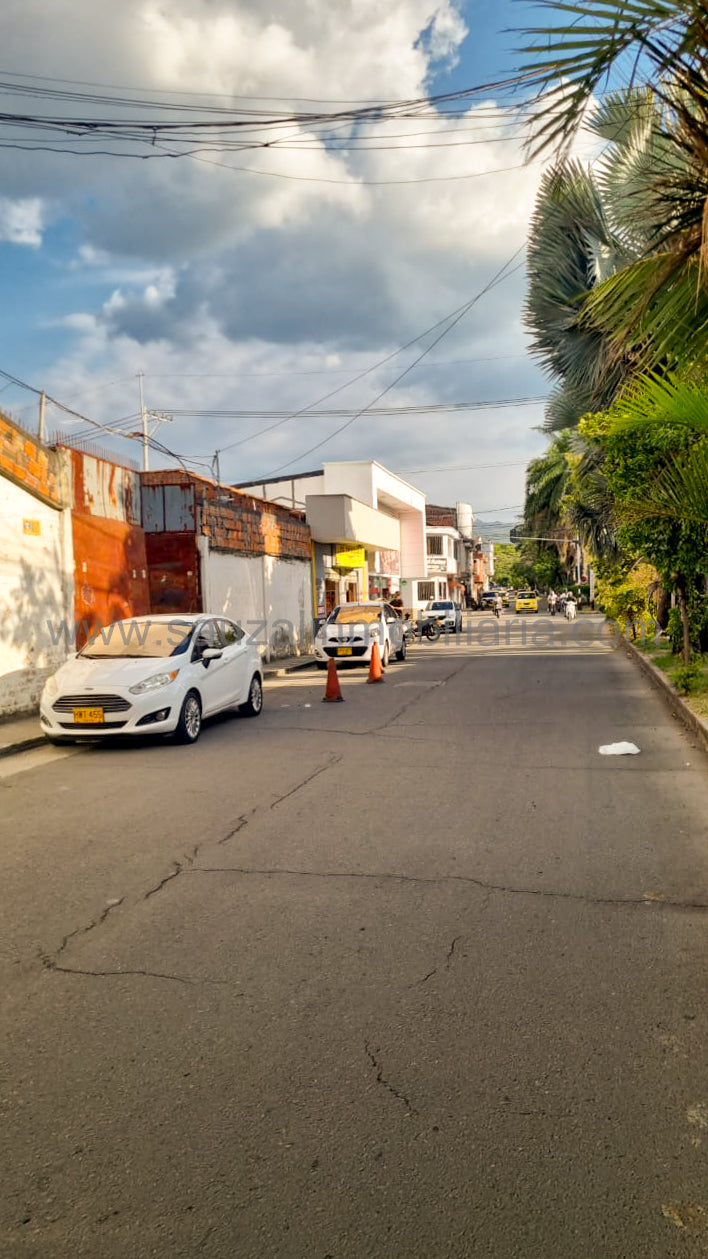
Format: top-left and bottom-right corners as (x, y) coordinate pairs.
(0, 744), (78, 780)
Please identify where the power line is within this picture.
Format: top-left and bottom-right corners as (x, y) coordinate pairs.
(165, 397), (546, 421)
(260, 248), (527, 478)
(398, 459), (530, 473)
(142, 353), (531, 381)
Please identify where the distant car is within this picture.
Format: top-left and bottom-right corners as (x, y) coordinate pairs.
(515, 591), (539, 614)
(501, 590), (510, 607)
(314, 602), (407, 668)
(479, 591), (497, 612)
(39, 614), (263, 745)
(424, 599), (463, 631)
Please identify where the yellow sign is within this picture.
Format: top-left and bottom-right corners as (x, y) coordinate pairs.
(335, 546), (365, 569)
(22, 519), (41, 535)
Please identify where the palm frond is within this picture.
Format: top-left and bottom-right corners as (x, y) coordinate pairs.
(513, 1), (708, 159)
(581, 252), (708, 368)
(648, 441), (708, 523)
(610, 372), (708, 437)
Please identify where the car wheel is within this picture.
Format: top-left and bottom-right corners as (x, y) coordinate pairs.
(176, 690), (202, 743)
(395, 637), (407, 661)
(239, 673), (263, 717)
(316, 661), (328, 671)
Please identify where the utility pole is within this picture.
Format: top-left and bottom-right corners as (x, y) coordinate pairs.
(138, 372), (149, 472)
(213, 450), (221, 485)
(38, 391), (46, 443)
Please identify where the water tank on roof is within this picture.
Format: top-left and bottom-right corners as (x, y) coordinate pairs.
(456, 501), (474, 539)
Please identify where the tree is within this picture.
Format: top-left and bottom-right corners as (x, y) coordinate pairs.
(517, 3), (708, 370)
(492, 543), (521, 587)
(577, 408), (708, 662)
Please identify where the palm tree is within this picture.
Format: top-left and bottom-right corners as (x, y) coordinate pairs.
(525, 161), (629, 431)
(516, 2), (708, 370)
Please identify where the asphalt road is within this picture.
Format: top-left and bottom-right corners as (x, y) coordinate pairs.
(3, 613), (708, 1258)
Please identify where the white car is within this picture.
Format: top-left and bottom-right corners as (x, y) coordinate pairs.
(424, 599), (463, 631)
(314, 602), (407, 668)
(40, 614), (263, 745)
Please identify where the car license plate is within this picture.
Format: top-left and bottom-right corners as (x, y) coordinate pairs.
(73, 706), (104, 723)
(336, 647), (353, 656)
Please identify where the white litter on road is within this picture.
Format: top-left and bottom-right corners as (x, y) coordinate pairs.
(598, 742), (641, 756)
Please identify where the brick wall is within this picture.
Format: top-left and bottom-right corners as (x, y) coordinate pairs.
(141, 470), (311, 560)
(0, 413), (65, 509)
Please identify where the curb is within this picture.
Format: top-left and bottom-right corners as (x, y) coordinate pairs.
(624, 638), (708, 759)
(263, 657), (317, 679)
(0, 734), (46, 760)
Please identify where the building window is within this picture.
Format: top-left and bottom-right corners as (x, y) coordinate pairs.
(427, 535), (443, 555)
(417, 581), (436, 601)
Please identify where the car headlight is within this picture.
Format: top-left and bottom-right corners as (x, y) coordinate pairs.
(369, 626), (380, 637)
(43, 674), (59, 699)
(129, 669), (179, 695)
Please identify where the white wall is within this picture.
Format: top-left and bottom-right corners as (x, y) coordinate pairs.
(305, 494), (401, 550)
(200, 542), (313, 660)
(0, 478), (74, 715)
(235, 473), (324, 511)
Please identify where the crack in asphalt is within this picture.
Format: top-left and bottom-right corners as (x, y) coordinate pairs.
(413, 935), (462, 987)
(187, 865), (708, 912)
(217, 811), (255, 845)
(272, 656), (474, 740)
(364, 1041), (417, 1116)
(446, 935), (462, 969)
(144, 862), (183, 900)
(42, 962), (236, 986)
(37, 755), (344, 981)
(270, 754), (343, 809)
(38, 896), (125, 972)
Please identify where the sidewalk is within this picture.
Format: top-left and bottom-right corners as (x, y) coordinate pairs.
(0, 654), (317, 759)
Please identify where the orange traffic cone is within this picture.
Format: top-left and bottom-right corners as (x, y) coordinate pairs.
(322, 657), (344, 702)
(367, 640), (385, 683)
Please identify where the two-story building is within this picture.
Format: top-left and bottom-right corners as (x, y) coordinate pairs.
(424, 505), (463, 604)
(236, 461), (427, 617)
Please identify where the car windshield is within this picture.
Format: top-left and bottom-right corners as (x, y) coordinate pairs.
(79, 620), (194, 659)
(430, 602), (453, 610)
(329, 606), (381, 624)
(518, 592), (535, 600)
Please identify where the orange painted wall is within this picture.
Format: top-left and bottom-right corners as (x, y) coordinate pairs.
(72, 514), (150, 646)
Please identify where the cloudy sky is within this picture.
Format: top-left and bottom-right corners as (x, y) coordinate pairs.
(0, 0), (557, 520)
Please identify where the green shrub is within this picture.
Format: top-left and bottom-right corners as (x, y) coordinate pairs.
(674, 659), (702, 695)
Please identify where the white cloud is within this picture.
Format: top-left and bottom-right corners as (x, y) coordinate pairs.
(0, 197), (44, 247)
(0, 0), (554, 513)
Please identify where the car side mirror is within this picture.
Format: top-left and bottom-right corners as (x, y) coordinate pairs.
(202, 647), (223, 661)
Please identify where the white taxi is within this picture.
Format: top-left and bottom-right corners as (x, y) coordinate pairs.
(314, 602), (407, 668)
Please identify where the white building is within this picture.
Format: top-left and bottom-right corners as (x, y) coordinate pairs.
(236, 461), (428, 615)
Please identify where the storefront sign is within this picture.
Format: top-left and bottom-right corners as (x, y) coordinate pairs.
(335, 546), (365, 569)
(22, 519), (41, 535)
(427, 556), (447, 573)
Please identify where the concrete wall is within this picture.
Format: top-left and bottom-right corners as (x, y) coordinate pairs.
(0, 477), (74, 715)
(200, 545), (313, 659)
